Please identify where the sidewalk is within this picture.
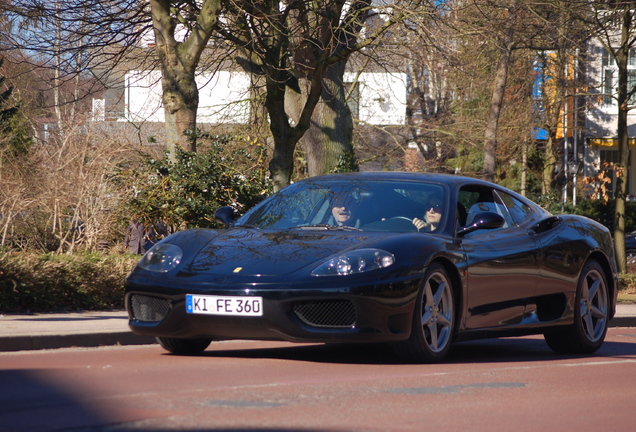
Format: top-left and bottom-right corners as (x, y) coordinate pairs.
(0, 310), (155, 352)
(1, 305), (635, 352)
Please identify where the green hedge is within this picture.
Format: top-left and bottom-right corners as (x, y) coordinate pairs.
(0, 251), (139, 313)
(543, 199), (636, 233)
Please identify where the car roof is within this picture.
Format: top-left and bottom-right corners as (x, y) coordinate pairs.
(298, 171), (544, 216)
(301, 171), (505, 190)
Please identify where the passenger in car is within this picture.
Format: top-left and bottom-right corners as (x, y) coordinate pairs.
(412, 196), (443, 232)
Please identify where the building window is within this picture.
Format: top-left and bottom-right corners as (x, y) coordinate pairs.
(602, 48), (636, 67)
(601, 48), (636, 105)
(600, 149), (620, 164)
(602, 48), (613, 67)
(630, 71), (636, 103)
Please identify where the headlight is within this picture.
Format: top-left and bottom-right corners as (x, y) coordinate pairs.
(311, 248), (395, 276)
(137, 243), (183, 273)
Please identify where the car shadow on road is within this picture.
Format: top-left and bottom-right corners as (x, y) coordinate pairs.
(192, 335), (636, 365)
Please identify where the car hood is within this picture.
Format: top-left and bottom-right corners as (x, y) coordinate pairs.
(185, 227), (381, 276)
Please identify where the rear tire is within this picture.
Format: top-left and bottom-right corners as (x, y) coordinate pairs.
(395, 263), (455, 363)
(157, 337), (212, 355)
(544, 260), (609, 354)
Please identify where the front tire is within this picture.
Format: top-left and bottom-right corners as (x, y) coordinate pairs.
(396, 263), (455, 363)
(544, 260), (609, 354)
(157, 337), (212, 355)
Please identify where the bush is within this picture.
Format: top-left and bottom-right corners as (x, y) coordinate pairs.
(1, 117), (165, 254)
(540, 198), (636, 233)
(0, 251), (139, 313)
(118, 134), (272, 229)
(619, 272), (636, 290)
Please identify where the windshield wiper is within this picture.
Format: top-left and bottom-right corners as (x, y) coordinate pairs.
(295, 224), (361, 231)
(329, 225), (362, 231)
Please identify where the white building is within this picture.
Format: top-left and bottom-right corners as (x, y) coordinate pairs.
(122, 70), (407, 126)
(585, 37), (636, 197)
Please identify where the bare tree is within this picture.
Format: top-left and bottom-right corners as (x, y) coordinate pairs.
(0, 115), (162, 252)
(448, 0), (583, 183)
(2, 1), (152, 130)
(401, 1), (540, 185)
(584, 2), (636, 273)
(2, 0), (226, 157)
(3, 1), (422, 187)
(217, 0), (417, 190)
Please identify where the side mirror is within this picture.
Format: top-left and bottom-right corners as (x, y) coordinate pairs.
(457, 211), (505, 236)
(214, 206), (236, 227)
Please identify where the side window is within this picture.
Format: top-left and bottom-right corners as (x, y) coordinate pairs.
(459, 186), (513, 232)
(497, 191), (533, 225)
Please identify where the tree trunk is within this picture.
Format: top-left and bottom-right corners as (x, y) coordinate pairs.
(149, 0), (221, 159)
(540, 46), (567, 196)
(266, 74), (301, 192)
(161, 69), (199, 155)
(613, 9), (633, 274)
(615, 111), (628, 273)
(542, 135), (557, 195)
(483, 28), (514, 182)
(521, 139), (527, 196)
(53, 1), (64, 136)
(267, 70), (325, 190)
(304, 60), (355, 176)
(271, 0), (367, 182)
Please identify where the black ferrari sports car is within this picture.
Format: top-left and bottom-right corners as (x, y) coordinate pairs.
(125, 172), (618, 362)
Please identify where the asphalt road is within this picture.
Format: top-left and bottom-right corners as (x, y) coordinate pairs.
(1, 328), (636, 432)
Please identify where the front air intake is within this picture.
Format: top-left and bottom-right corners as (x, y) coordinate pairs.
(130, 294), (171, 322)
(293, 300), (356, 328)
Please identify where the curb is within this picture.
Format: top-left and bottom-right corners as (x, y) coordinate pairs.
(609, 316), (636, 329)
(0, 313), (633, 353)
(0, 332), (156, 352)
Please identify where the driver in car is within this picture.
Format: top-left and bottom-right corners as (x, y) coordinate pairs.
(329, 195), (360, 228)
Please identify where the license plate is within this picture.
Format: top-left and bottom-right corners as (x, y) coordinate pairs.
(186, 294), (263, 316)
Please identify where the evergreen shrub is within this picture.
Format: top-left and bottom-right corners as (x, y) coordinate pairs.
(0, 251), (139, 313)
(119, 134), (271, 229)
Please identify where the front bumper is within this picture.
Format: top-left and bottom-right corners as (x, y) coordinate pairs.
(125, 274), (422, 343)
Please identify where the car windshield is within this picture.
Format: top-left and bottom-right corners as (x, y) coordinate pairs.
(236, 179), (447, 233)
